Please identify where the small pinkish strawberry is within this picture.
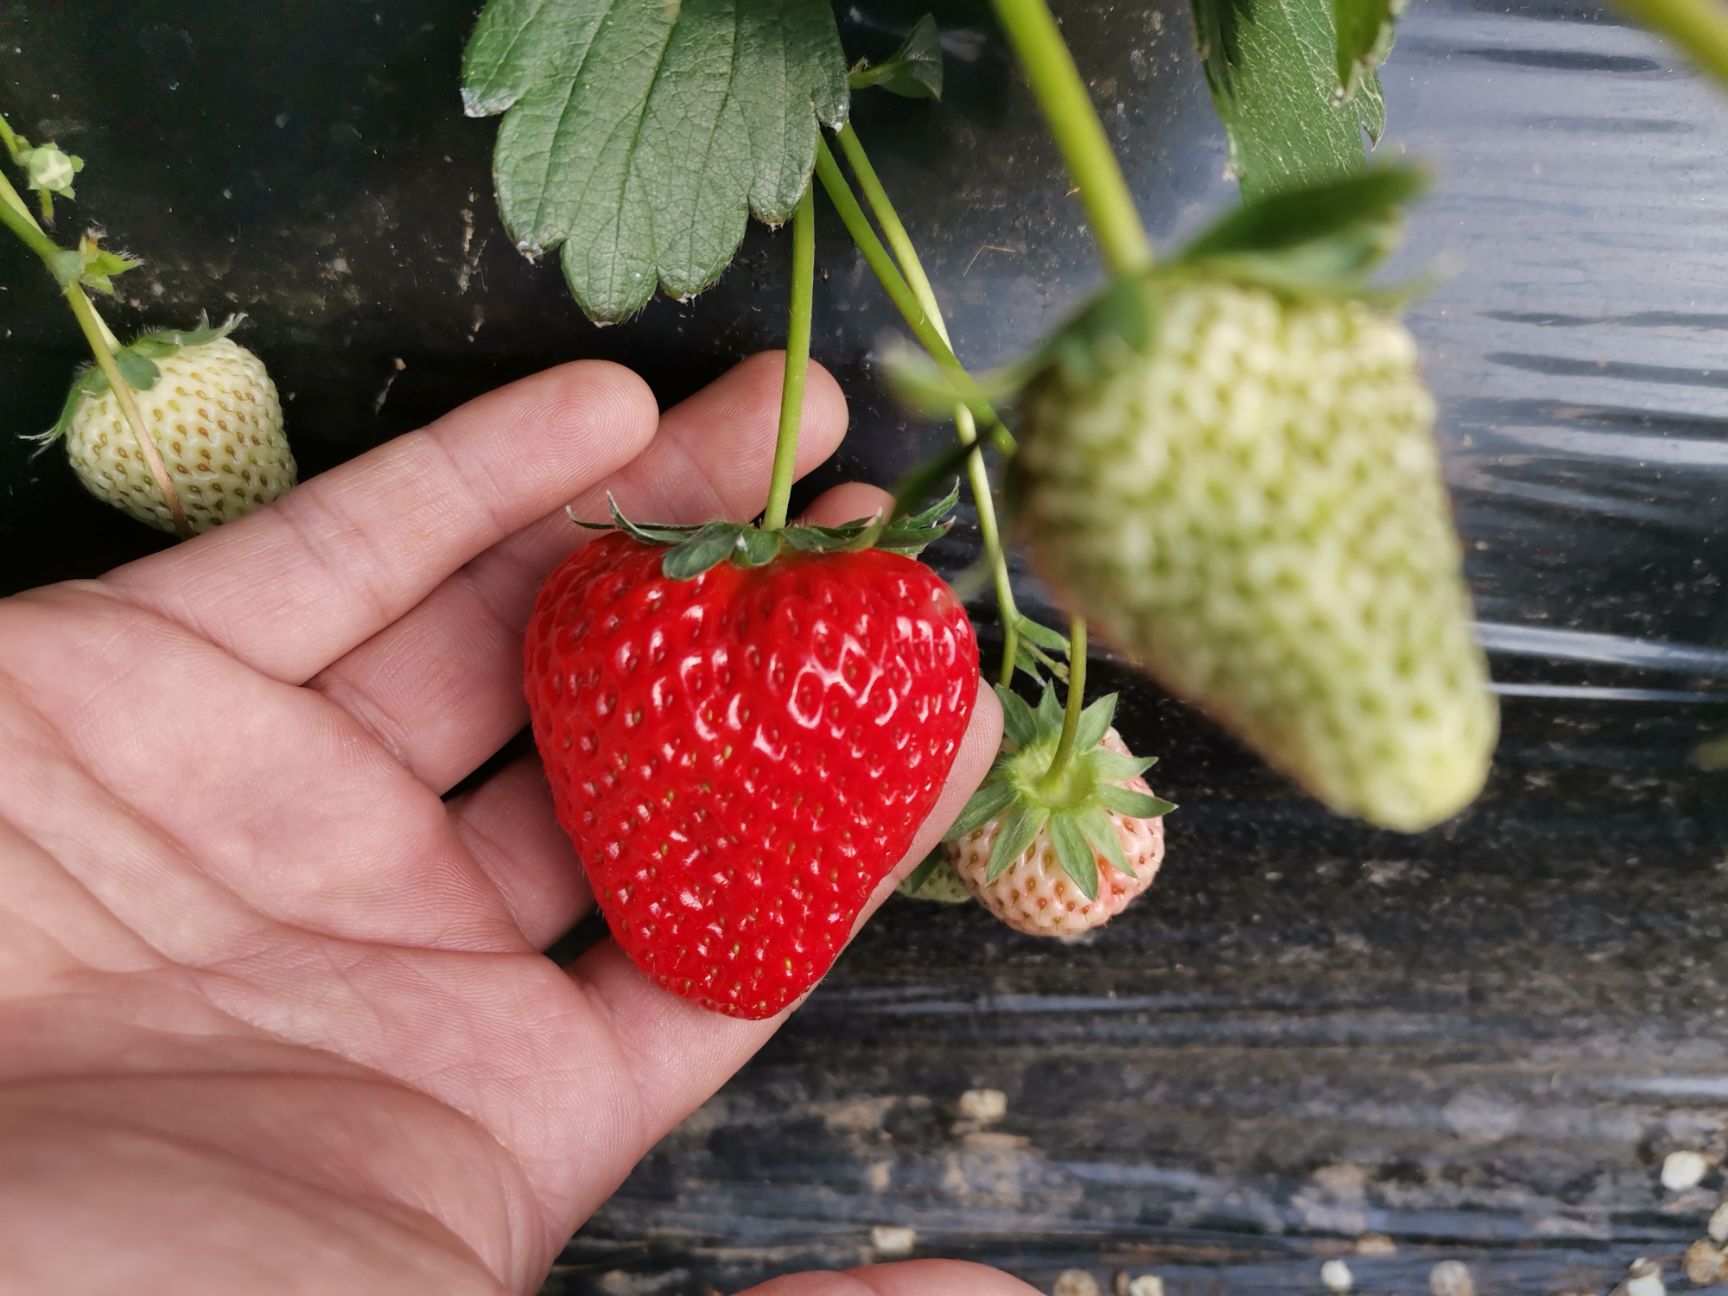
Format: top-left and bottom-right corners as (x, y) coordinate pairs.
(942, 687), (1173, 939)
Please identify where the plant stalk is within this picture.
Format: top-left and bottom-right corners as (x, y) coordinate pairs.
(763, 186), (816, 533)
(989, 0), (1153, 276)
(813, 139), (1015, 454)
(833, 123), (1025, 687)
(0, 162), (188, 535)
(1045, 616), (1089, 780)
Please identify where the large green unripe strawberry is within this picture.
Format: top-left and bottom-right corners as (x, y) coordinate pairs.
(47, 322), (294, 534)
(1013, 273), (1496, 831)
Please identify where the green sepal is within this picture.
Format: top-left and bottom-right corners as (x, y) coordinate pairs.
(28, 365), (105, 452)
(900, 852), (943, 894)
(1073, 693), (1118, 754)
(1076, 805), (1134, 879)
(1092, 749), (1158, 780)
(1047, 812), (1099, 901)
(113, 351), (160, 391)
(1097, 785), (1177, 820)
(77, 248), (141, 295)
(994, 685), (1039, 749)
(849, 14), (943, 99)
(589, 480), (957, 581)
(985, 800), (1048, 883)
(944, 780), (1017, 842)
(1171, 164), (1427, 298)
(735, 526), (783, 568)
(124, 313), (241, 357)
(1016, 618), (1070, 655)
(883, 338), (1039, 425)
(661, 522), (747, 580)
(1034, 684), (1063, 730)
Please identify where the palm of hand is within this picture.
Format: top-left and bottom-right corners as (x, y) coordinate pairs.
(0, 356), (1009, 1295)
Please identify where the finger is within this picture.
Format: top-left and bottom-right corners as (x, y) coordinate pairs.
(307, 354), (848, 792)
(798, 480), (890, 527)
(558, 687), (1001, 1222)
(741, 1261), (1042, 1296)
(104, 361), (661, 684)
(446, 754), (589, 950)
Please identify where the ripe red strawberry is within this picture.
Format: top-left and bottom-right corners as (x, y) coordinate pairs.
(524, 524), (978, 1019)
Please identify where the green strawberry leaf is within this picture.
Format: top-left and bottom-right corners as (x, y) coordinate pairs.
(1076, 805), (1134, 879)
(849, 14), (943, 99)
(1335, 0), (1399, 96)
(1097, 785), (1178, 820)
(1047, 812), (1099, 901)
(1191, 0), (1385, 200)
(945, 780), (1018, 842)
(1073, 693), (1118, 754)
(662, 522), (747, 579)
(995, 685), (1039, 750)
(462, 0), (848, 323)
(985, 800), (1048, 883)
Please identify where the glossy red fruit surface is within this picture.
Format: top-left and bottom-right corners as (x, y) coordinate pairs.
(524, 533), (979, 1019)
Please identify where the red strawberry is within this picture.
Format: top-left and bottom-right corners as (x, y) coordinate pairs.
(524, 527), (978, 1019)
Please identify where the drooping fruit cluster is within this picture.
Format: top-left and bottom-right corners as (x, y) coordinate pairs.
(524, 523), (978, 1019)
(1014, 272), (1496, 831)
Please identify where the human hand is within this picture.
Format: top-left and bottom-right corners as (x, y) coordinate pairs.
(0, 354), (1022, 1295)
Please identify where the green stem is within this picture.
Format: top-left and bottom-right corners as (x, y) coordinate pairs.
(1620, 0), (1728, 86)
(0, 112), (21, 163)
(833, 122), (1024, 687)
(0, 164), (189, 535)
(989, 0), (1152, 276)
(763, 186), (815, 532)
(813, 139), (1015, 454)
(1045, 616), (1088, 780)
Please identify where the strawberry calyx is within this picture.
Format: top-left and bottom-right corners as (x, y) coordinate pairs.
(33, 312), (245, 448)
(576, 483), (959, 581)
(944, 685), (1175, 902)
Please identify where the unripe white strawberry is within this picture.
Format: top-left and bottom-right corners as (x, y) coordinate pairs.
(897, 854), (976, 905)
(1015, 275), (1496, 832)
(947, 726), (1165, 938)
(60, 333), (295, 534)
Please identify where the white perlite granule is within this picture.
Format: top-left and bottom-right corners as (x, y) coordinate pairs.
(1320, 1258), (1354, 1293)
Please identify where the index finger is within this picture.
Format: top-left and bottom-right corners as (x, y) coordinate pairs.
(102, 361), (660, 684)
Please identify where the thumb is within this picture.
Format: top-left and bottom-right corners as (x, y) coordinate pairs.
(740, 1260), (1043, 1296)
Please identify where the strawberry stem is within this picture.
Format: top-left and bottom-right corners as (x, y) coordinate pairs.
(989, 0), (1153, 277)
(832, 122), (1024, 687)
(763, 184), (815, 533)
(0, 155), (192, 537)
(813, 139), (1015, 455)
(1044, 615), (1089, 783)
